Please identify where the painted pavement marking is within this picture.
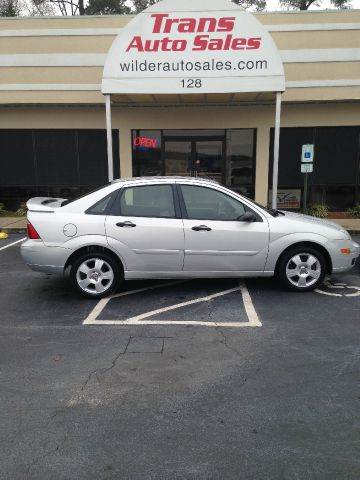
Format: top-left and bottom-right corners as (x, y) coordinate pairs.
(83, 280), (262, 328)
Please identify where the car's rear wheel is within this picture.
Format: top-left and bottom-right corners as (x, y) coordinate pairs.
(277, 246), (326, 292)
(70, 252), (122, 299)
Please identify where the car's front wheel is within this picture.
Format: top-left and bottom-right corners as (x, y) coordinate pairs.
(70, 252), (121, 299)
(277, 246), (326, 292)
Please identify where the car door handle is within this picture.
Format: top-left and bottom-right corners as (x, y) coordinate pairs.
(192, 225), (211, 231)
(116, 221), (136, 228)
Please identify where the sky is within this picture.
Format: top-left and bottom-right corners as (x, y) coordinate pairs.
(22, 0), (360, 18)
(265, 0), (360, 10)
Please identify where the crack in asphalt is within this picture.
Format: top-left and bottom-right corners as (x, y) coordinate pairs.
(26, 436), (67, 476)
(205, 297), (247, 360)
(215, 323), (262, 389)
(215, 326), (244, 359)
(68, 336), (132, 406)
(24, 337), (134, 475)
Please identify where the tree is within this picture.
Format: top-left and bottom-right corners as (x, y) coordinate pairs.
(86, 0), (130, 15)
(31, 0), (132, 15)
(31, 0), (84, 15)
(132, 0), (157, 13)
(231, 0), (266, 10)
(133, 0), (266, 12)
(27, 0), (352, 18)
(279, 0), (350, 9)
(0, 0), (22, 16)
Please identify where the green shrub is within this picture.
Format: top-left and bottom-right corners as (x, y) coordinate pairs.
(305, 204), (329, 218)
(15, 202), (27, 216)
(0, 203), (5, 212)
(347, 204), (360, 218)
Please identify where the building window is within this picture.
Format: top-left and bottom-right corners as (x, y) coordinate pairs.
(0, 129), (119, 210)
(269, 126), (360, 211)
(131, 129), (256, 198)
(226, 129), (256, 198)
(132, 130), (162, 177)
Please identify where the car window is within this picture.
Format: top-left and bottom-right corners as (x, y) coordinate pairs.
(86, 193), (115, 215)
(180, 185), (246, 221)
(61, 185), (107, 207)
(119, 184), (175, 218)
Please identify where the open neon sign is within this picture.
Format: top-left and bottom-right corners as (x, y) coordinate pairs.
(133, 136), (158, 149)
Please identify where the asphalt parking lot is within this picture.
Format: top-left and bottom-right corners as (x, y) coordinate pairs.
(1, 234), (360, 479)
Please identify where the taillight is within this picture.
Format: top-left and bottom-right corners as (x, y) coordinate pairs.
(27, 222), (41, 240)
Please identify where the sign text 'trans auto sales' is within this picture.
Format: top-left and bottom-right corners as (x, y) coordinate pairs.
(101, 0), (285, 95)
(126, 14), (262, 52)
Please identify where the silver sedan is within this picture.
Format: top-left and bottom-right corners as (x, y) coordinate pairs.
(21, 177), (359, 298)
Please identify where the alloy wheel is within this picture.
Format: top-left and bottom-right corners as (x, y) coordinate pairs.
(285, 253), (321, 288)
(76, 257), (114, 295)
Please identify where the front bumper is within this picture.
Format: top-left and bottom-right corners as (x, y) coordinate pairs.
(326, 239), (360, 273)
(21, 239), (70, 274)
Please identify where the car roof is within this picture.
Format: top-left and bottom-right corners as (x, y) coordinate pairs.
(111, 176), (219, 185)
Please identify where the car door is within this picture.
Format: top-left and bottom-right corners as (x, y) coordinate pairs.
(105, 183), (184, 273)
(178, 183), (269, 273)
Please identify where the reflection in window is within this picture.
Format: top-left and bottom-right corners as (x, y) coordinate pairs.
(181, 185), (245, 221)
(226, 129), (256, 198)
(120, 184), (175, 218)
(0, 129), (119, 210)
(164, 141), (191, 176)
(86, 193), (114, 215)
(269, 126), (360, 211)
(132, 130), (162, 177)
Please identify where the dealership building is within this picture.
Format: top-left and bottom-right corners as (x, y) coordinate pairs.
(0, 0), (360, 214)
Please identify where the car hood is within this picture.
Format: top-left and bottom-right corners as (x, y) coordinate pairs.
(278, 210), (345, 233)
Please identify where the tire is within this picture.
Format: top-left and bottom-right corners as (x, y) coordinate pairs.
(277, 246), (326, 292)
(70, 252), (122, 299)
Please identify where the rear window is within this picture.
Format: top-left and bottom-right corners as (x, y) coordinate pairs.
(61, 185), (107, 207)
(86, 192), (116, 215)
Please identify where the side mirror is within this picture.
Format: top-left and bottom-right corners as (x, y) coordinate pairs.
(238, 211), (256, 222)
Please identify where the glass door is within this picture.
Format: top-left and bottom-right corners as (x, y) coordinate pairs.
(194, 140), (224, 183)
(164, 141), (192, 176)
(164, 138), (224, 182)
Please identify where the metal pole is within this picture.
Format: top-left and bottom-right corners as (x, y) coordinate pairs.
(271, 92), (282, 209)
(105, 94), (114, 182)
(303, 172), (308, 212)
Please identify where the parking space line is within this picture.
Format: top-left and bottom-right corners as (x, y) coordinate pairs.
(83, 280), (262, 328)
(111, 286), (242, 324)
(239, 281), (262, 326)
(83, 281), (185, 324)
(315, 280), (360, 297)
(0, 237), (26, 252)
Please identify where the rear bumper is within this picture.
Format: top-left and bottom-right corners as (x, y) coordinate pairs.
(327, 239), (360, 273)
(21, 240), (70, 274)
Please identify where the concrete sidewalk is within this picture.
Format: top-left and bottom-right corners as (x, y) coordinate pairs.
(0, 217), (26, 232)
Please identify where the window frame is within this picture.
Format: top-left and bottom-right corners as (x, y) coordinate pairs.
(111, 183), (180, 219)
(176, 184), (262, 222)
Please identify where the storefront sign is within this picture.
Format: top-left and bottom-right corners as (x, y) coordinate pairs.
(269, 189), (301, 209)
(102, 0), (285, 94)
(133, 136), (158, 148)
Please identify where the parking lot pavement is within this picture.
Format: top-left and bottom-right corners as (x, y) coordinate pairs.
(0, 232), (26, 250)
(1, 234), (359, 479)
